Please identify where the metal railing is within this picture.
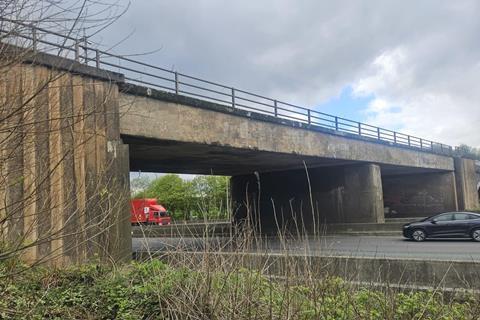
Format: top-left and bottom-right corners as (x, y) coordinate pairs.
(0, 19), (454, 155)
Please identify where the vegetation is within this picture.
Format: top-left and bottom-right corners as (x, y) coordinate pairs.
(0, 258), (478, 320)
(132, 174), (230, 221)
(456, 144), (480, 160)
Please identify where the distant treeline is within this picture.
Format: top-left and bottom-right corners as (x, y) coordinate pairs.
(456, 144), (480, 160)
(131, 174), (230, 221)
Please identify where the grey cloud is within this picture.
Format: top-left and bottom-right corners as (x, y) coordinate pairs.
(99, 0), (480, 147)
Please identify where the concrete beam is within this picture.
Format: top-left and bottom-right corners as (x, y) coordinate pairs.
(119, 91), (454, 172)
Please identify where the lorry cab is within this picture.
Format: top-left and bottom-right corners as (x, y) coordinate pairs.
(130, 198), (171, 226)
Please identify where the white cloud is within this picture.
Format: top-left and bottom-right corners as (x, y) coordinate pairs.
(101, 0), (480, 148)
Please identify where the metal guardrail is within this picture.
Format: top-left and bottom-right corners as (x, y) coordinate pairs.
(0, 19), (454, 155)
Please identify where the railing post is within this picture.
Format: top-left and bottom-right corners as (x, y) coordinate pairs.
(420, 138), (423, 149)
(358, 122), (361, 135)
(31, 25), (37, 51)
(407, 136), (411, 146)
(307, 109), (311, 125)
(231, 88), (235, 108)
(84, 36), (88, 64)
(377, 127), (381, 140)
(175, 72), (179, 94)
(393, 132), (397, 144)
(95, 49), (100, 68)
(74, 40), (80, 62)
(273, 100), (278, 117)
(335, 117), (339, 131)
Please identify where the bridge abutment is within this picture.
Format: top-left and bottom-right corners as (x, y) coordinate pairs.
(0, 55), (131, 265)
(454, 158), (479, 210)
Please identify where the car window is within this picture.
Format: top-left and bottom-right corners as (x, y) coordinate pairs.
(434, 213), (454, 221)
(469, 214), (480, 220)
(454, 213), (470, 221)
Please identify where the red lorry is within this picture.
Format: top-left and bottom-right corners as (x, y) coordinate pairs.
(130, 198), (171, 226)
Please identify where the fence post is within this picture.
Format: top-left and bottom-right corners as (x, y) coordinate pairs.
(420, 138), (423, 149)
(335, 117), (339, 131)
(274, 100), (278, 117)
(358, 122), (361, 135)
(393, 132), (397, 144)
(231, 88), (235, 108)
(95, 49), (100, 68)
(377, 127), (381, 140)
(407, 136), (411, 147)
(175, 72), (179, 94)
(307, 109), (311, 125)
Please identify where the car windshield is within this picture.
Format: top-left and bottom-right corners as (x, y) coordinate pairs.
(420, 214), (438, 222)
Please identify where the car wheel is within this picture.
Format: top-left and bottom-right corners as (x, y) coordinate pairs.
(411, 229), (426, 242)
(471, 228), (480, 242)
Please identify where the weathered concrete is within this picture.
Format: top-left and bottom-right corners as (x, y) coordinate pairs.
(455, 158), (479, 210)
(0, 61), (131, 265)
(382, 172), (458, 218)
(230, 164), (384, 234)
(118, 88), (454, 174)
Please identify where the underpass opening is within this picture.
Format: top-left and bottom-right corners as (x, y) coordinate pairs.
(124, 136), (457, 235)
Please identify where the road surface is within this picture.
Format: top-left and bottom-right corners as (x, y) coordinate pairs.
(132, 235), (480, 262)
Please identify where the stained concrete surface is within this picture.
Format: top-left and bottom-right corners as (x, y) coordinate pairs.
(132, 235), (480, 262)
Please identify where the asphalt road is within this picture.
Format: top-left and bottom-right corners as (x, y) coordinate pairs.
(132, 235), (480, 262)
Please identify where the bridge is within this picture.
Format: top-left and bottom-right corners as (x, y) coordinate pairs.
(0, 21), (479, 264)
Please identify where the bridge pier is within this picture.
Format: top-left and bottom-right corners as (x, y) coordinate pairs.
(231, 163), (384, 234)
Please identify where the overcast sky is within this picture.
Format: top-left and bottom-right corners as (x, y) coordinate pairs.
(98, 0), (480, 149)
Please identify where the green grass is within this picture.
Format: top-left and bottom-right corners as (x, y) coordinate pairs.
(0, 258), (479, 319)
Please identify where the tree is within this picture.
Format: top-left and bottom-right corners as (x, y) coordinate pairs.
(137, 174), (194, 220)
(191, 175), (229, 220)
(135, 174), (231, 221)
(456, 144), (480, 160)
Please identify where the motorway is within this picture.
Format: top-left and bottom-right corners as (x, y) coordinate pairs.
(132, 235), (480, 262)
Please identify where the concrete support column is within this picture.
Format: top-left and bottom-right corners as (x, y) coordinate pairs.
(343, 164), (384, 223)
(454, 158), (479, 210)
(0, 62), (131, 265)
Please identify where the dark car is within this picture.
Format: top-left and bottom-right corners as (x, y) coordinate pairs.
(403, 212), (480, 242)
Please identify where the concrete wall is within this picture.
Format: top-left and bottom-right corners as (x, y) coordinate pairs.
(231, 164), (384, 234)
(455, 158), (479, 210)
(119, 88), (454, 171)
(0, 58), (131, 265)
(382, 172), (458, 218)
